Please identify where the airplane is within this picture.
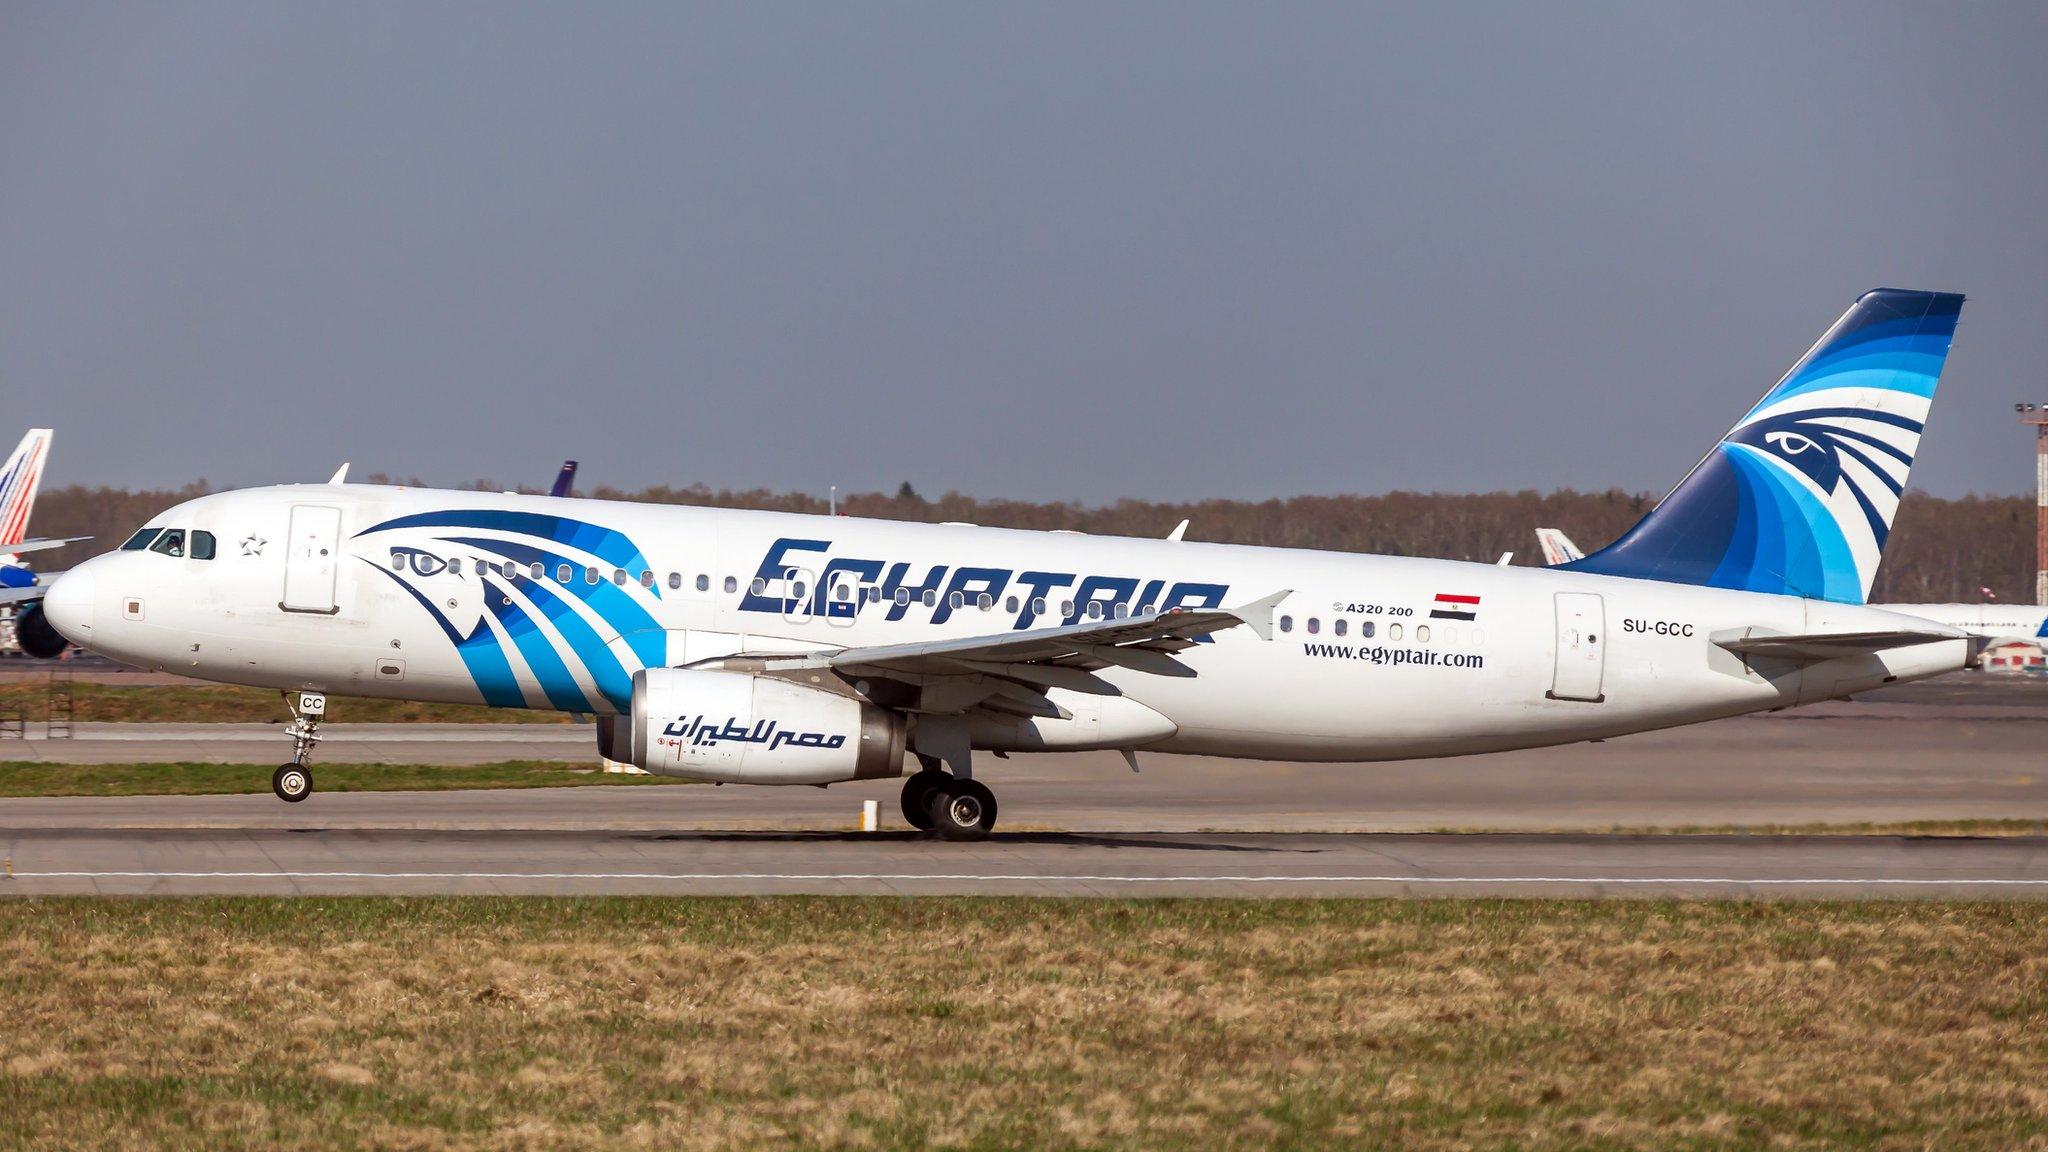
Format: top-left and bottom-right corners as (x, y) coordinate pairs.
(1533, 528), (2048, 643)
(36, 289), (1974, 838)
(0, 429), (91, 646)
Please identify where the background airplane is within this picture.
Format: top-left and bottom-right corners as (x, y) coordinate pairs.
(1535, 526), (2048, 643)
(0, 428), (89, 611)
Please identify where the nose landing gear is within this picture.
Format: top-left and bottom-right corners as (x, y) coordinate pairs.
(273, 690), (325, 803)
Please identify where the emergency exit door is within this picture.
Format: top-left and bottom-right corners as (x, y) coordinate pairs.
(280, 505), (342, 614)
(1549, 592), (1606, 702)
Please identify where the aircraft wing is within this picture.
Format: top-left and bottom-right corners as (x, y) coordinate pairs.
(0, 585), (47, 607)
(1711, 626), (1970, 664)
(4, 536), (89, 557)
(757, 589), (1292, 700)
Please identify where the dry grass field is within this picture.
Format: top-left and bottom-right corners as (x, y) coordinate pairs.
(1, 898), (2044, 1150)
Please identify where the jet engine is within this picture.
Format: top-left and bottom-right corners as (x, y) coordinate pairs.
(597, 667), (906, 785)
(11, 603), (69, 659)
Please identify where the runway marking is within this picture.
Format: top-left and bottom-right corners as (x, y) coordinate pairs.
(12, 870), (2048, 887)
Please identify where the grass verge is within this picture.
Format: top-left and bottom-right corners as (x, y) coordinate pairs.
(0, 681), (569, 724)
(0, 898), (2043, 1150)
(0, 760), (658, 797)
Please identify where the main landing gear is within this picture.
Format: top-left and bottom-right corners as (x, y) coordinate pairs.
(900, 753), (998, 840)
(273, 690), (326, 804)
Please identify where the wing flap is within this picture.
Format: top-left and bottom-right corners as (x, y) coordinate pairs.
(763, 589), (1291, 690)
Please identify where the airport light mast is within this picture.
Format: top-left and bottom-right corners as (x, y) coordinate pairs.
(2019, 404), (2048, 605)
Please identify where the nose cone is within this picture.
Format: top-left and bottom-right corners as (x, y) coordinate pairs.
(41, 563), (96, 645)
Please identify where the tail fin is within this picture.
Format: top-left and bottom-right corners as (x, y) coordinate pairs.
(549, 460), (579, 499)
(0, 428), (52, 549)
(1535, 528), (1584, 566)
(1565, 289), (1963, 604)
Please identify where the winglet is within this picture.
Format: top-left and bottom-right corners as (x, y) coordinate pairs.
(1231, 589), (1292, 641)
(1166, 519), (1189, 542)
(327, 463), (351, 485)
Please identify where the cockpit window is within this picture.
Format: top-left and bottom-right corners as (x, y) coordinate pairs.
(121, 528), (162, 551)
(148, 529), (186, 558)
(190, 530), (216, 560)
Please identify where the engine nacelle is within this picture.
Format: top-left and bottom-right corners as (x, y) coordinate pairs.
(12, 603), (69, 659)
(598, 667), (907, 785)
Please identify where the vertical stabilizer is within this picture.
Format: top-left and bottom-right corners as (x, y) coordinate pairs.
(1566, 290), (1963, 604)
(0, 429), (52, 548)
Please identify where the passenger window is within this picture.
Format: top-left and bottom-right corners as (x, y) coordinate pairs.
(640, 570), (655, 588)
(948, 591), (964, 609)
(613, 569), (628, 586)
(531, 563), (544, 581)
(978, 593), (994, 611)
(121, 528), (162, 551)
(189, 531), (216, 560)
(724, 576), (737, 594)
(1005, 596), (1019, 613)
(921, 589), (937, 607)
(1362, 621), (1376, 638)
(557, 564), (572, 583)
(751, 578), (767, 596)
(667, 572), (681, 590)
(1334, 619), (1348, 637)
(1306, 618), (1319, 635)
(1113, 602), (1128, 618)
(894, 588), (910, 606)
(1389, 623), (1403, 641)
(1086, 602), (1103, 619)
(391, 555), (405, 571)
(1416, 624), (1431, 643)
(586, 567), (600, 585)
(449, 558), (463, 575)
(1033, 597), (1046, 616)
(149, 529), (186, 558)
(1279, 614), (1293, 633)
(695, 574), (708, 592)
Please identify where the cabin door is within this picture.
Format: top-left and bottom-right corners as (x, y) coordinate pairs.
(1549, 592), (1606, 702)
(280, 505), (342, 614)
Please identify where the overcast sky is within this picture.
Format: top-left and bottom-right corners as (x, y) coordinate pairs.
(3, 3), (2045, 502)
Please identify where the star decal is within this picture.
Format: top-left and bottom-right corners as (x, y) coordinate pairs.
(240, 535), (267, 557)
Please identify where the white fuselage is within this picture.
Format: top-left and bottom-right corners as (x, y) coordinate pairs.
(46, 483), (1972, 763)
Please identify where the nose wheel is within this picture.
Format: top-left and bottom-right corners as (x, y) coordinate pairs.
(272, 763), (313, 803)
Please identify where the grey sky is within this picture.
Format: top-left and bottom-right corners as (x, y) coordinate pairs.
(3, 3), (2045, 501)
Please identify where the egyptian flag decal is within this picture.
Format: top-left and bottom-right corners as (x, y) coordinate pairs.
(1430, 593), (1479, 621)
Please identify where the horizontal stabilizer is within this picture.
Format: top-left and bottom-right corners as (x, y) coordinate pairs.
(4, 536), (90, 557)
(1710, 625), (1967, 664)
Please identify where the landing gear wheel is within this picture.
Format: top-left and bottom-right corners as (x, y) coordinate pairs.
(272, 763), (312, 804)
(926, 778), (997, 841)
(900, 770), (946, 831)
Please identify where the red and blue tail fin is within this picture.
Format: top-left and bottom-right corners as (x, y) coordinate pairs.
(0, 428), (51, 549)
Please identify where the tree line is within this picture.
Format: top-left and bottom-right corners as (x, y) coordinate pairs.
(22, 480), (2033, 605)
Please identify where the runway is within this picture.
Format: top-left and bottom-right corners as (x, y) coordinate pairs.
(2, 675), (2046, 897)
(4, 825), (2045, 898)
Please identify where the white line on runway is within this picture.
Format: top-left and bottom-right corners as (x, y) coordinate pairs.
(12, 870), (2048, 886)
